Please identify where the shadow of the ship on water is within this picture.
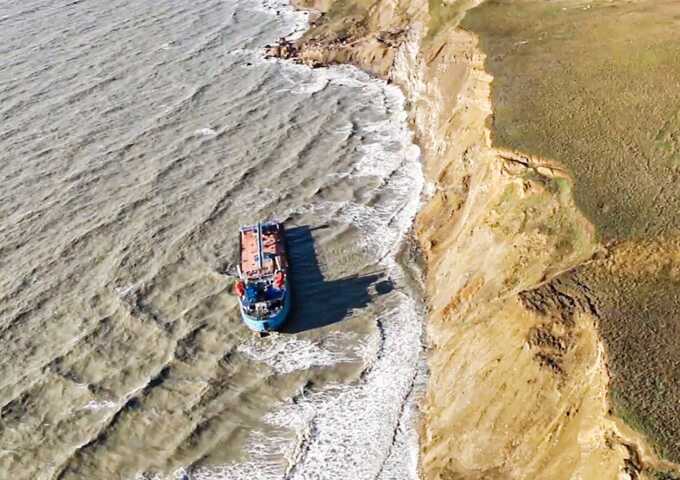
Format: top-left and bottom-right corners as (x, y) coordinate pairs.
(282, 225), (393, 333)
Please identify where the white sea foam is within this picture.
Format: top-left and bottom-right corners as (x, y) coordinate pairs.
(236, 332), (360, 375)
(80, 399), (117, 412)
(277, 65), (329, 95)
(194, 128), (217, 137)
(242, 0), (309, 39)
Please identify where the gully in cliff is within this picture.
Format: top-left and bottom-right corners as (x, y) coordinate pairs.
(233, 222), (291, 333)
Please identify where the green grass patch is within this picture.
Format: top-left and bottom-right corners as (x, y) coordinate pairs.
(462, 0), (680, 241)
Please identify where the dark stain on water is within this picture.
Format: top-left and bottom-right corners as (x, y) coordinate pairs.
(284, 225), (392, 333)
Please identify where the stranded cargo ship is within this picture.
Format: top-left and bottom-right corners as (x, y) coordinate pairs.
(233, 222), (291, 332)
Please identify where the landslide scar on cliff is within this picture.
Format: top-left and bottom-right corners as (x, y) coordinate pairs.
(519, 277), (599, 380)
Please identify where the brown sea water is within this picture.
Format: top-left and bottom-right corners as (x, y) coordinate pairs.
(0, 0), (425, 478)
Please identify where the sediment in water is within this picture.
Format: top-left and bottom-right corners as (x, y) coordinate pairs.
(280, 0), (680, 478)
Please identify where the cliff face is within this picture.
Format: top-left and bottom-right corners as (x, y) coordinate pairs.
(389, 15), (635, 480)
(287, 0), (680, 478)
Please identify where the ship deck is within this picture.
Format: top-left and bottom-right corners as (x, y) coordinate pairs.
(240, 223), (286, 278)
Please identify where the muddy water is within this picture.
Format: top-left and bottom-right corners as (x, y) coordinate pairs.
(0, 0), (425, 478)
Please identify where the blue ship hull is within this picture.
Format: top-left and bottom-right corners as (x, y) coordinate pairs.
(240, 290), (291, 333)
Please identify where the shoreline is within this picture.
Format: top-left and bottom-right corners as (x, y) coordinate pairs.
(270, 0), (680, 478)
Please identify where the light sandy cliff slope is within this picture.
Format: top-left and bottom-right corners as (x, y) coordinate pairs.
(282, 0), (680, 478)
